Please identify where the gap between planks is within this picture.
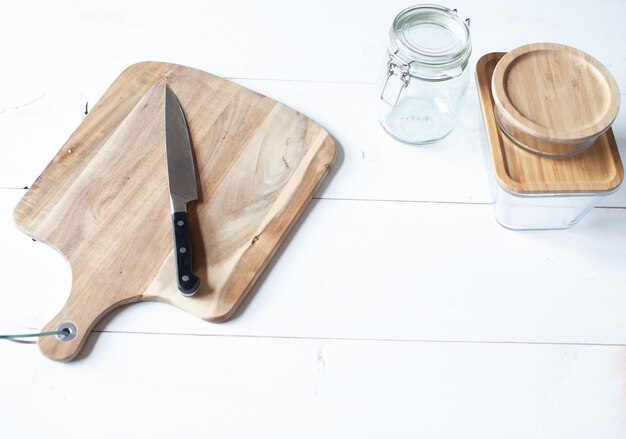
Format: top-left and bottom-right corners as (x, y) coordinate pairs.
(226, 76), (626, 99)
(89, 329), (626, 348)
(311, 197), (626, 210)
(2, 188), (626, 209)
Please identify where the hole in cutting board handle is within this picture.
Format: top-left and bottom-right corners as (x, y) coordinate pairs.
(55, 322), (77, 341)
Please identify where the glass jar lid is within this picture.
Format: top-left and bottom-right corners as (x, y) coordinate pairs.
(388, 4), (471, 77)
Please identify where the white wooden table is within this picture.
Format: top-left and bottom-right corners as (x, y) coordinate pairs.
(2, 1), (626, 437)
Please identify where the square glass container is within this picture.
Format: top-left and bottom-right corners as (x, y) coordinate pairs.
(476, 52), (623, 230)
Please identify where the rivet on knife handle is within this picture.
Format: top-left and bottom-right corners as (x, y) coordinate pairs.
(172, 212), (200, 296)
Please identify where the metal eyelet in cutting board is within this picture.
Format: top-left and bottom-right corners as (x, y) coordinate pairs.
(13, 62), (337, 362)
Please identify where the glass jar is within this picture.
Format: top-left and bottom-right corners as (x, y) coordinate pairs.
(377, 4), (472, 144)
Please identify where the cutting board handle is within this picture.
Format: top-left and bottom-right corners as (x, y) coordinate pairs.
(38, 288), (136, 362)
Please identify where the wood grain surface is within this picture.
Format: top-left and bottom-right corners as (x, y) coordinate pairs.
(476, 52), (623, 194)
(491, 43), (620, 141)
(12, 62), (336, 361)
(490, 43), (620, 156)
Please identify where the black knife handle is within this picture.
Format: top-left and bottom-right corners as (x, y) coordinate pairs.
(172, 212), (200, 296)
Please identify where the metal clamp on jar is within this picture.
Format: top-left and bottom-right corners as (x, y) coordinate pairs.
(378, 4), (471, 144)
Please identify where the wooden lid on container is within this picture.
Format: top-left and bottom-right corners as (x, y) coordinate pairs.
(492, 43), (620, 143)
(477, 52), (624, 194)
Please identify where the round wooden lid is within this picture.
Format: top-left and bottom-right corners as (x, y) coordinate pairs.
(492, 43), (620, 143)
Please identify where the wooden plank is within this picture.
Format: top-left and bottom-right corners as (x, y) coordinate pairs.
(0, 0), (624, 85)
(2, 0), (626, 204)
(4, 190), (626, 346)
(1, 332), (625, 438)
(3, 78), (625, 207)
(97, 198), (626, 345)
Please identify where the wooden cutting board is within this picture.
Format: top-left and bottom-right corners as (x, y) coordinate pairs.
(14, 62), (337, 361)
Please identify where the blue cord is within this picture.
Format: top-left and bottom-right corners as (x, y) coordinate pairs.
(0, 330), (67, 344)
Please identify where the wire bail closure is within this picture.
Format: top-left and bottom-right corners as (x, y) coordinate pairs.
(380, 51), (412, 106)
(379, 7), (471, 108)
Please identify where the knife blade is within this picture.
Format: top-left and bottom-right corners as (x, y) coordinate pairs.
(165, 84), (201, 296)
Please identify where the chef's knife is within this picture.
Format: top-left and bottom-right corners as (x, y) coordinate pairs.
(165, 84), (201, 296)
